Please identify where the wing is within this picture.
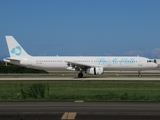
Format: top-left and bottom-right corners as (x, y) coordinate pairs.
(65, 61), (95, 71)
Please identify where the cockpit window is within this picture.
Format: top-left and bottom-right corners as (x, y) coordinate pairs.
(147, 59), (157, 63)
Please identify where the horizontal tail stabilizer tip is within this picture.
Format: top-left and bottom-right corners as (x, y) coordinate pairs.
(3, 58), (21, 61)
(5, 36), (30, 58)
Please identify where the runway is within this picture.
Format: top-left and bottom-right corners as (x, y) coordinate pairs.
(0, 101), (160, 120)
(0, 77), (160, 81)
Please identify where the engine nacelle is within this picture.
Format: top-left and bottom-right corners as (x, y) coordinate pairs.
(85, 67), (104, 75)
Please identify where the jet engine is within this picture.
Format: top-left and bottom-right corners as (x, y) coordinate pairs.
(85, 67), (104, 75)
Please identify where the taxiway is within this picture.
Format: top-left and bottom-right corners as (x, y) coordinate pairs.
(0, 77), (160, 81)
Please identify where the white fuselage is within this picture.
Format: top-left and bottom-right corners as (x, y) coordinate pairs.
(8, 56), (157, 72)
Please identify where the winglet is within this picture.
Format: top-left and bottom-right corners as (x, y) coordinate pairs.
(5, 36), (30, 58)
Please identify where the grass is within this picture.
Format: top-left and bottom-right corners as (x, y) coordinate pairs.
(0, 81), (160, 101)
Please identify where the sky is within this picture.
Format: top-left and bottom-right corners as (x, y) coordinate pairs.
(0, 0), (160, 59)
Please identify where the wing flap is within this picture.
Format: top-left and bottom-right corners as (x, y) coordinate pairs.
(65, 61), (96, 71)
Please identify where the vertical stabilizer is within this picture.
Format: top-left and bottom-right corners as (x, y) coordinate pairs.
(5, 36), (30, 58)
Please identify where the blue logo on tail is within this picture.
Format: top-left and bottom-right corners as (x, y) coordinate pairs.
(11, 46), (22, 56)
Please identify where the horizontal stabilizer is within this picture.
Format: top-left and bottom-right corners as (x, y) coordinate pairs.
(3, 58), (21, 62)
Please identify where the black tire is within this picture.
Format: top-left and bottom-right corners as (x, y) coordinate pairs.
(138, 74), (142, 77)
(78, 73), (83, 78)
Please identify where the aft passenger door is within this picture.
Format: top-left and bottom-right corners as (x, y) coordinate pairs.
(28, 58), (33, 68)
(138, 58), (143, 66)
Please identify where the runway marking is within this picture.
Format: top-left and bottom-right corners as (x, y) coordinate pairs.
(61, 112), (77, 120)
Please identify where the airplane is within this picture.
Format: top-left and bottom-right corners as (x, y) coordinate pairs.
(3, 36), (158, 78)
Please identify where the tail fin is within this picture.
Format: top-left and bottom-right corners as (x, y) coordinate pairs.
(5, 36), (30, 58)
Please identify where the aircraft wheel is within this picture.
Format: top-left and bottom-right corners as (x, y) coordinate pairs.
(78, 73), (83, 78)
(138, 74), (142, 77)
(138, 71), (141, 77)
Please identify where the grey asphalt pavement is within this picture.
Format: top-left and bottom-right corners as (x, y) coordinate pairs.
(0, 77), (160, 81)
(0, 101), (160, 120)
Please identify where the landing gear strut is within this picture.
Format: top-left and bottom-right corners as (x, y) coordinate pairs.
(78, 73), (83, 78)
(138, 71), (141, 77)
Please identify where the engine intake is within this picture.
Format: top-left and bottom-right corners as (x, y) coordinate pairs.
(85, 67), (104, 75)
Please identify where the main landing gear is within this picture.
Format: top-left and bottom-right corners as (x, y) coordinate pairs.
(138, 71), (141, 77)
(78, 72), (83, 78)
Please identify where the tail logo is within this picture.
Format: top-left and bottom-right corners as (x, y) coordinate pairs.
(11, 46), (22, 56)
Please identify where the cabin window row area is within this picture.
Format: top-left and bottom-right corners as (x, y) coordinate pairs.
(35, 60), (138, 63)
(73, 61), (137, 62)
(36, 60), (63, 62)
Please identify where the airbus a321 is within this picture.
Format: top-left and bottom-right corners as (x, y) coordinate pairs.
(3, 36), (158, 78)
